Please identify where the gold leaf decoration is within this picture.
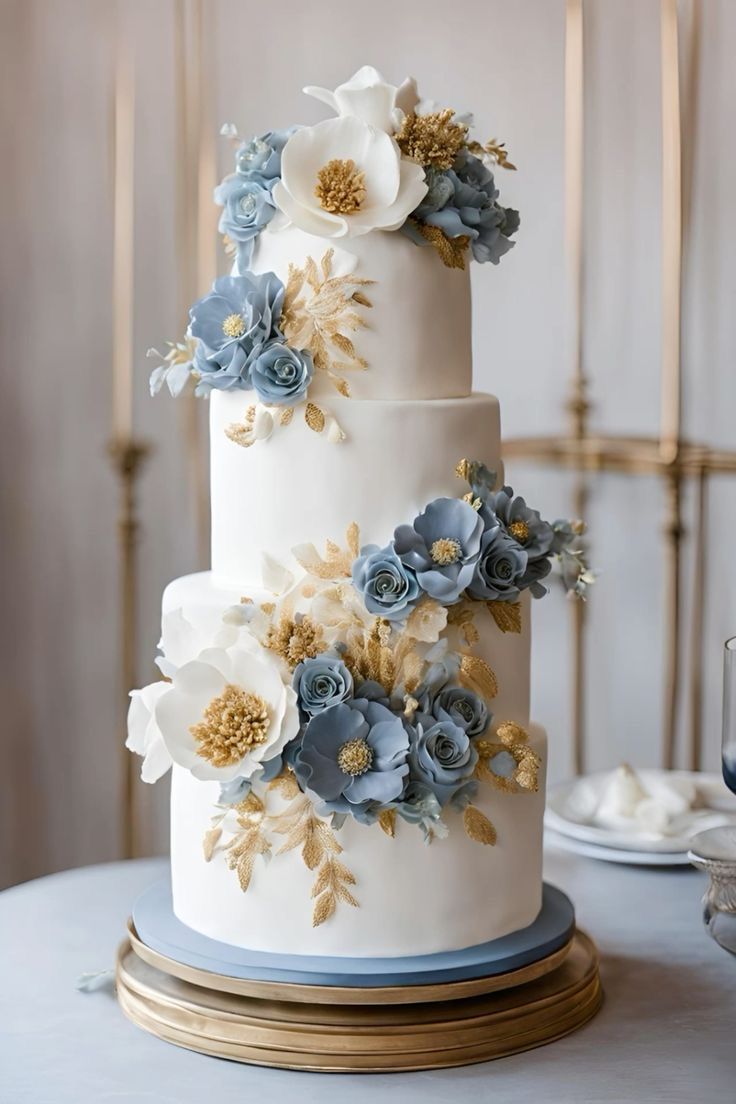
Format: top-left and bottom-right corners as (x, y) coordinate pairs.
(280, 249), (375, 397)
(496, 721), (528, 746)
(467, 137), (517, 171)
(312, 855), (359, 926)
(293, 524), (359, 580)
(223, 793), (271, 893)
(202, 826), (222, 862)
(460, 654), (499, 700)
(378, 809), (397, 838)
(267, 768), (300, 800)
(407, 218), (469, 269)
(487, 601), (522, 634)
(463, 805), (497, 846)
(305, 402), (325, 433)
(475, 723), (541, 794)
(280, 407), (294, 426)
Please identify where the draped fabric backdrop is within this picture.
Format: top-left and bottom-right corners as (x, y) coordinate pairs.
(1, 0), (734, 889)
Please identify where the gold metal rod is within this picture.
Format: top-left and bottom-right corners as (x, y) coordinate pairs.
(659, 0), (683, 467)
(571, 474), (588, 776)
(565, 0), (587, 441)
(688, 467), (707, 771)
(662, 468), (683, 769)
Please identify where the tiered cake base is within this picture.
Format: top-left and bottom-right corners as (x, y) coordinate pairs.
(116, 882), (602, 1072)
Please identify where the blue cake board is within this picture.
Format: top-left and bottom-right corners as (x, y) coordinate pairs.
(132, 879), (575, 989)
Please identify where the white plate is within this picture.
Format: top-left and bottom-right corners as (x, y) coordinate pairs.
(544, 829), (694, 866)
(545, 770), (736, 854)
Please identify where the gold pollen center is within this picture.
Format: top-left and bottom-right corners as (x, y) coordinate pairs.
(337, 738), (373, 777)
(222, 313), (246, 339)
(430, 538), (463, 566)
(508, 520), (530, 544)
(315, 159), (367, 215)
(190, 683), (270, 767)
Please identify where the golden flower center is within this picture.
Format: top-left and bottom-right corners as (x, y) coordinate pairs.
(315, 158), (367, 215)
(430, 537), (463, 566)
(222, 313), (246, 339)
(396, 109), (468, 171)
(508, 520), (530, 544)
(266, 614), (325, 669)
(337, 738), (374, 777)
(190, 684), (270, 767)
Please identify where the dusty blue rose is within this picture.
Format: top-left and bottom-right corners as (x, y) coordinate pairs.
(293, 653), (353, 716)
(391, 780), (445, 838)
(235, 127), (295, 181)
(467, 525), (528, 603)
(189, 272), (284, 393)
(403, 150), (519, 266)
(250, 340), (313, 406)
(407, 720), (479, 807)
(352, 543), (421, 621)
(432, 685), (490, 738)
(294, 699), (409, 814)
(215, 174), (277, 269)
(353, 680), (391, 707)
(480, 485), (554, 598)
(394, 497), (484, 604)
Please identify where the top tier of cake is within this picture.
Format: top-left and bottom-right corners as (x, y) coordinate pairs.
(250, 223), (472, 402)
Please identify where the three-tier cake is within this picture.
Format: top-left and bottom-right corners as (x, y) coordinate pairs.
(128, 66), (592, 962)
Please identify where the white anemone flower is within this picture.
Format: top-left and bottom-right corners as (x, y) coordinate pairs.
(127, 682), (173, 784)
(273, 115), (427, 239)
(157, 605), (242, 679)
(304, 65), (419, 134)
(155, 644), (299, 783)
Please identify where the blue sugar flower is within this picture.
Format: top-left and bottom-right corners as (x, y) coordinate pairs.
(480, 485), (554, 598)
(467, 525), (528, 603)
(407, 719), (479, 807)
(432, 685), (490, 738)
(235, 127), (296, 182)
(352, 543), (421, 621)
(293, 653), (353, 717)
(294, 699), (409, 814)
(215, 174), (277, 270)
(250, 340), (313, 406)
(189, 272), (284, 393)
(393, 497), (484, 604)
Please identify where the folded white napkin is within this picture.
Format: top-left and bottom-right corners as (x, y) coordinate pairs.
(564, 764), (736, 840)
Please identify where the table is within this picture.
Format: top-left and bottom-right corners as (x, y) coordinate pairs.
(0, 852), (733, 1103)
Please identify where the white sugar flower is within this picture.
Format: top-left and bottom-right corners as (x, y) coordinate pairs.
(273, 116), (427, 239)
(304, 65), (419, 134)
(155, 644), (299, 783)
(157, 605), (242, 679)
(127, 682), (173, 783)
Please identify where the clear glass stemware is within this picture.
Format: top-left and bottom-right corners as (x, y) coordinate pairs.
(723, 638), (736, 794)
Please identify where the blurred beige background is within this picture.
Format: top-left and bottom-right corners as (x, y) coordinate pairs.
(1, 0), (734, 889)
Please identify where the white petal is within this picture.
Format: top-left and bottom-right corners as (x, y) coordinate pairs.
(303, 84), (338, 111)
(334, 84), (396, 133)
(395, 76), (419, 118)
(252, 405), (274, 441)
(140, 736), (173, 784)
(348, 157), (428, 233)
(261, 551), (294, 595)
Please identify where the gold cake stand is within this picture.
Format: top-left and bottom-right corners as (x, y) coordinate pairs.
(116, 921), (602, 1072)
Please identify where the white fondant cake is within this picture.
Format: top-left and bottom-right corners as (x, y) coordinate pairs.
(131, 66), (591, 961)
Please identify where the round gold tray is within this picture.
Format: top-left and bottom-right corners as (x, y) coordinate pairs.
(117, 926), (602, 1072)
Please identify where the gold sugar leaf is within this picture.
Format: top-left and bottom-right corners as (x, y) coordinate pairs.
(351, 291), (373, 308)
(237, 851), (255, 892)
(463, 806), (497, 846)
(305, 402), (325, 433)
(488, 600), (522, 634)
(333, 377), (351, 397)
(202, 826), (222, 862)
(280, 407), (294, 426)
(238, 791), (265, 819)
(313, 892), (336, 927)
(378, 809), (396, 838)
(407, 218), (469, 269)
(321, 247), (335, 279)
(460, 654), (499, 700)
(346, 521), (360, 559)
(516, 768), (538, 792)
(331, 332), (357, 359)
(335, 884), (359, 907)
(330, 859), (356, 885)
(462, 621), (480, 646)
(302, 831), (323, 871)
(311, 865), (331, 898)
(305, 254), (320, 290)
(325, 538), (342, 557)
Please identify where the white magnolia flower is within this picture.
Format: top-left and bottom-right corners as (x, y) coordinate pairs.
(304, 65), (419, 134)
(155, 644), (299, 783)
(127, 682), (173, 784)
(273, 115), (427, 239)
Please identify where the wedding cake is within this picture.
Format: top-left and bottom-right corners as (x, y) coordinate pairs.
(129, 67), (591, 959)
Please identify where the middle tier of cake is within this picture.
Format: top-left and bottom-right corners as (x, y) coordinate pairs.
(210, 390), (502, 587)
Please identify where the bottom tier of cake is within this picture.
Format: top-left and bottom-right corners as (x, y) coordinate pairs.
(171, 725), (546, 958)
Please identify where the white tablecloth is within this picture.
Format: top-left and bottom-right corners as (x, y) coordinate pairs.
(0, 851), (733, 1102)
